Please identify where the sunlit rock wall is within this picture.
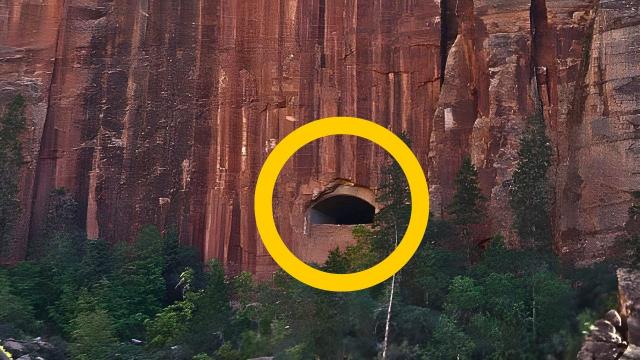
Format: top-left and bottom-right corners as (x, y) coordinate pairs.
(1, 0), (639, 276)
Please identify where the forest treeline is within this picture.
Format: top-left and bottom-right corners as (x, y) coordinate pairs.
(1, 96), (638, 359)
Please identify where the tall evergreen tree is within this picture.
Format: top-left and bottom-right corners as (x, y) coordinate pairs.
(448, 157), (485, 262)
(373, 133), (412, 257)
(185, 260), (232, 354)
(509, 113), (553, 250)
(0, 95), (27, 252)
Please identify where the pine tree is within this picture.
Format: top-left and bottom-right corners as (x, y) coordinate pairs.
(374, 133), (412, 257)
(448, 157), (485, 262)
(0, 95), (27, 252)
(509, 113), (553, 251)
(184, 260), (233, 355)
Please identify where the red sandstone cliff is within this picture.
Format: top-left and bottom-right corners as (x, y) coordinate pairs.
(1, 0), (639, 276)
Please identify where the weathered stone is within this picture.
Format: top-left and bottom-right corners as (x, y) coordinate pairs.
(557, 0), (640, 264)
(619, 269), (640, 348)
(605, 309), (623, 328)
(0, 0), (639, 275)
(621, 344), (640, 360)
(0, 0), (441, 277)
(579, 269), (640, 359)
(577, 317), (626, 359)
(1, 340), (26, 356)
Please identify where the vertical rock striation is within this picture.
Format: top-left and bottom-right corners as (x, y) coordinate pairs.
(0, 0), (66, 262)
(1, 0), (639, 274)
(557, 0), (640, 263)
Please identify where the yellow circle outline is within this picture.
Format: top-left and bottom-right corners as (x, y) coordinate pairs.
(254, 117), (429, 292)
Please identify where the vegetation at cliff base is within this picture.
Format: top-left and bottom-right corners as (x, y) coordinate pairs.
(0, 120), (622, 359)
(0, 95), (27, 252)
(0, 201), (610, 360)
(448, 157), (486, 263)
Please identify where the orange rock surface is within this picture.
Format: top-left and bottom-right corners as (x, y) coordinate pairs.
(1, 0), (638, 276)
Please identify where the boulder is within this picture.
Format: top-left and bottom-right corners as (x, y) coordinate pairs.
(1, 338), (61, 360)
(619, 269), (640, 358)
(577, 314), (626, 359)
(579, 269), (640, 359)
(2, 340), (26, 357)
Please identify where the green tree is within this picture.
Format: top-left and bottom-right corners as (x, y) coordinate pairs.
(7, 261), (58, 324)
(400, 215), (461, 308)
(241, 270), (377, 359)
(0, 95), (27, 253)
(44, 189), (81, 236)
(185, 260), (232, 354)
(70, 309), (118, 360)
(439, 240), (574, 359)
(99, 225), (166, 339)
(162, 228), (199, 303)
(510, 113), (553, 250)
(324, 225), (377, 274)
(145, 268), (199, 348)
(192, 353), (215, 360)
(0, 270), (41, 336)
(421, 315), (474, 360)
(42, 236), (113, 335)
(449, 157), (486, 262)
(373, 133), (412, 257)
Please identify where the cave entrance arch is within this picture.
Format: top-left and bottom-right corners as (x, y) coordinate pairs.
(306, 185), (378, 227)
(309, 195), (375, 225)
(299, 184), (378, 265)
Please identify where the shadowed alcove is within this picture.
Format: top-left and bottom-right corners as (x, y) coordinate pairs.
(308, 195), (375, 225)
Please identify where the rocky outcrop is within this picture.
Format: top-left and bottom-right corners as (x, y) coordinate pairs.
(0, 0), (65, 263)
(578, 310), (627, 359)
(0, 338), (63, 360)
(1, 1), (640, 275)
(579, 269), (640, 359)
(556, 0), (640, 264)
(619, 269), (640, 359)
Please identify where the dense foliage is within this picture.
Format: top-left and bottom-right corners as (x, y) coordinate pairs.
(448, 157), (486, 262)
(509, 113), (553, 250)
(0, 105), (621, 359)
(0, 95), (26, 253)
(0, 212), (613, 360)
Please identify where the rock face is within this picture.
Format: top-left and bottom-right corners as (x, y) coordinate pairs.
(1, 0), (639, 276)
(0, 338), (63, 360)
(556, 0), (640, 264)
(578, 269), (640, 360)
(578, 310), (627, 359)
(619, 269), (640, 359)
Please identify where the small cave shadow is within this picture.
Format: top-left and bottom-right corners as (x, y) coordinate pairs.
(308, 195), (375, 225)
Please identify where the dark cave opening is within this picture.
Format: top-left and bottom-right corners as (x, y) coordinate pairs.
(309, 195), (375, 225)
